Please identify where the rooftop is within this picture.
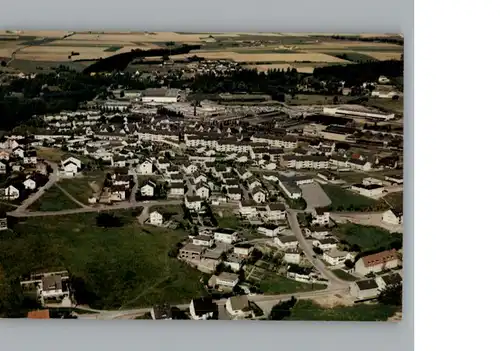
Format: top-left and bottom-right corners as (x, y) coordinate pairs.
(355, 279), (379, 291)
(361, 249), (400, 267)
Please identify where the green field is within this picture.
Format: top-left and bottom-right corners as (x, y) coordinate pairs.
(28, 186), (81, 212)
(362, 97), (404, 114)
(345, 46), (403, 52)
(321, 184), (385, 212)
(337, 223), (402, 252)
(0, 211), (205, 310)
(257, 273), (327, 295)
(58, 177), (101, 205)
(381, 191), (403, 210)
(332, 269), (359, 281)
(287, 300), (399, 321)
(216, 213), (241, 229)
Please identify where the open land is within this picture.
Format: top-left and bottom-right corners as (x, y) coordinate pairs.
(0, 211), (205, 309)
(0, 30), (402, 71)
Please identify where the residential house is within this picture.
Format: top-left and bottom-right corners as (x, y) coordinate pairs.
(257, 224), (280, 237)
(23, 150), (38, 165)
(179, 243), (205, 261)
(185, 195), (203, 212)
(149, 211), (164, 226)
(182, 163), (198, 175)
(351, 183), (385, 198)
(375, 272), (403, 290)
(195, 183), (210, 199)
(189, 297), (217, 320)
(274, 236), (299, 250)
(0, 161), (7, 174)
(214, 272), (239, 288)
(27, 309), (50, 319)
(169, 172), (184, 184)
(311, 207), (330, 226)
(225, 295), (253, 319)
(193, 235), (214, 247)
(23, 178), (37, 190)
(12, 146), (24, 158)
(265, 203), (287, 221)
(137, 160), (154, 175)
(140, 181), (156, 197)
(355, 249), (401, 276)
(214, 228), (238, 244)
(224, 254), (245, 272)
(3, 185), (20, 200)
(239, 200), (258, 218)
(0, 150), (10, 161)
(169, 183), (185, 197)
(284, 250), (301, 264)
(323, 249), (351, 266)
(306, 227), (330, 239)
(313, 237), (338, 251)
(251, 187), (266, 203)
(193, 173), (208, 184)
(382, 208), (403, 225)
(286, 266), (312, 283)
(61, 156), (82, 169)
(233, 244), (253, 257)
(226, 187), (242, 201)
(349, 279), (380, 300)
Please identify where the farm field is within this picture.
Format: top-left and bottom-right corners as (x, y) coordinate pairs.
(0, 30), (402, 68)
(0, 210), (204, 310)
(287, 300), (399, 321)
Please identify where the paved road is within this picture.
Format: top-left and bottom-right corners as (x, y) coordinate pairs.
(75, 287), (347, 320)
(287, 209), (349, 289)
(8, 199), (183, 218)
(15, 161), (59, 212)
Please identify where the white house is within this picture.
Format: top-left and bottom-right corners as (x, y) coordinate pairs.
(312, 238), (338, 251)
(351, 183), (385, 198)
(279, 180), (302, 199)
(149, 211), (164, 226)
(306, 227), (330, 239)
(257, 224), (280, 237)
(311, 207), (330, 226)
(61, 156), (82, 169)
(169, 183), (185, 197)
(239, 200), (258, 218)
(349, 279), (380, 300)
(266, 203), (287, 221)
(195, 184), (210, 199)
(140, 182), (156, 197)
(284, 250), (301, 264)
(193, 235), (214, 247)
(224, 254), (245, 272)
(12, 146), (24, 158)
(225, 295), (253, 318)
(274, 236), (299, 250)
(214, 272), (239, 288)
(185, 195), (203, 212)
(23, 178), (36, 190)
(382, 209), (403, 225)
(354, 249), (401, 276)
(3, 185), (20, 200)
(182, 163), (198, 175)
(226, 188), (242, 201)
(0, 161), (7, 174)
(375, 272), (403, 290)
(214, 228), (238, 244)
(61, 161), (79, 177)
(323, 249), (351, 266)
(189, 298), (217, 320)
(233, 244), (253, 257)
(251, 188), (266, 203)
(137, 160), (154, 175)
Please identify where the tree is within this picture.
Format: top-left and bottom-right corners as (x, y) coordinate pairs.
(378, 283), (402, 306)
(344, 259), (355, 269)
(0, 61), (6, 67)
(269, 296), (297, 320)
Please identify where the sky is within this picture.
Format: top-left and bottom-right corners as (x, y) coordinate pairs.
(0, 0), (406, 33)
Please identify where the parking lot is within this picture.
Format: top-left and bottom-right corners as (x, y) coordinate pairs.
(299, 182), (332, 211)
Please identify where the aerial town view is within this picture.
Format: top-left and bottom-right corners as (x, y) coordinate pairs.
(0, 30), (404, 322)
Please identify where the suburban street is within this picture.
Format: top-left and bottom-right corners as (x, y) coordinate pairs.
(14, 161), (59, 212)
(74, 286), (348, 320)
(286, 209), (350, 289)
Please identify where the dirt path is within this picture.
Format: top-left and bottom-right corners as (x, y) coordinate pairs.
(55, 183), (89, 208)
